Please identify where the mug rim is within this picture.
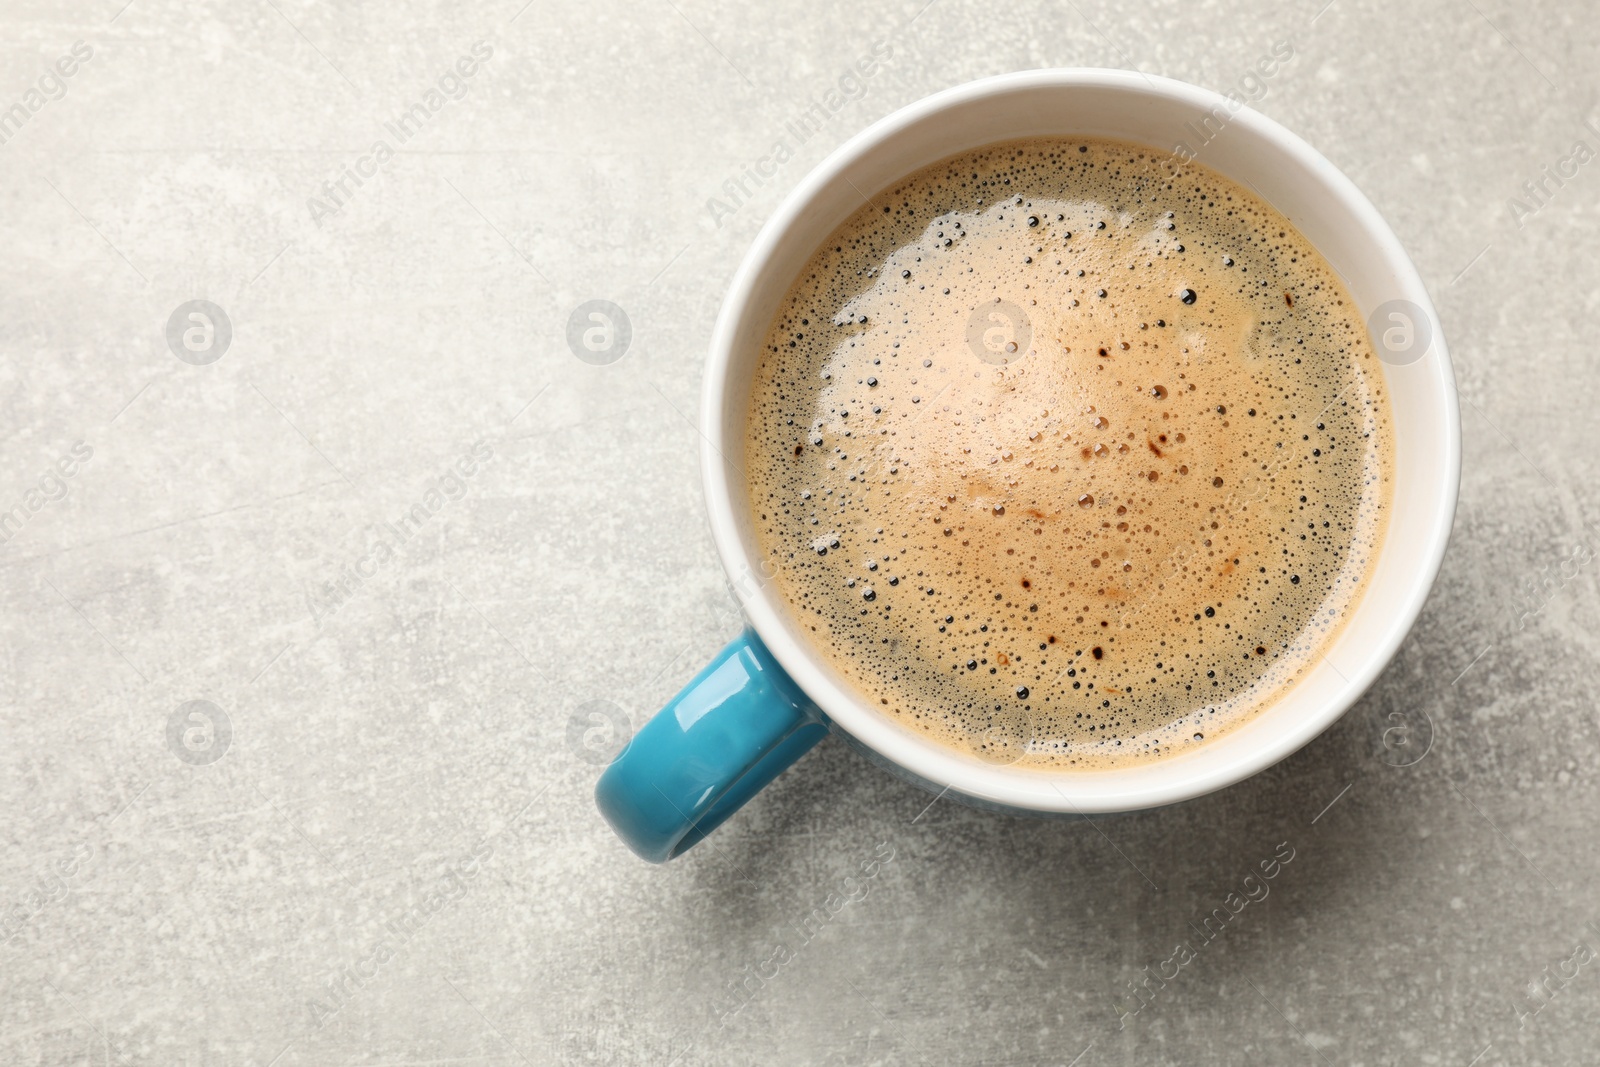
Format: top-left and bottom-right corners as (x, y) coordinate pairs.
(699, 68), (1460, 813)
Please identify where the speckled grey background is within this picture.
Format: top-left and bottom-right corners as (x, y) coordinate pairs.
(1, 0), (1596, 1064)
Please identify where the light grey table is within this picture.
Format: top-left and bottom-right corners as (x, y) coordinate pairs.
(2, 1), (1596, 1064)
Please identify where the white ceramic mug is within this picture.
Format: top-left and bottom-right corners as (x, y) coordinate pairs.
(596, 69), (1458, 862)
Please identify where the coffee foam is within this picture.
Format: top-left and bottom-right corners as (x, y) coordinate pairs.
(745, 137), (1392, 769)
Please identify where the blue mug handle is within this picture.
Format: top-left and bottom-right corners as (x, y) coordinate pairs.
(596, 628), (828, 862)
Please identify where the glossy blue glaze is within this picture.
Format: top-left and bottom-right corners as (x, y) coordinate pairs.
(595, 628), (827, 863)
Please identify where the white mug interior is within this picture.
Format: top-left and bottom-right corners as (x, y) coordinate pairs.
(701, 69), (1459, 814)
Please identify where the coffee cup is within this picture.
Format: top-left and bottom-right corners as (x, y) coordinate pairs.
(596, 69), (1458, 863)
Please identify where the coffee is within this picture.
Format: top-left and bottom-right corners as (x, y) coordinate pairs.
(745, 137), (1392, 768)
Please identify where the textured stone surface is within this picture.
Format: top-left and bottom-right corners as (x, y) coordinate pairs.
(1, 0), (1597, 1064)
